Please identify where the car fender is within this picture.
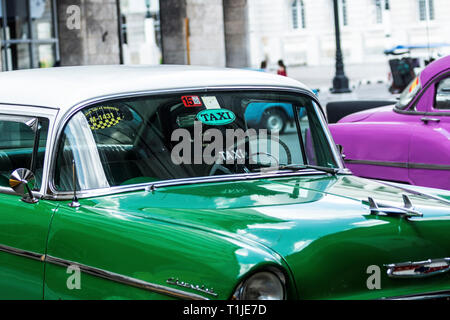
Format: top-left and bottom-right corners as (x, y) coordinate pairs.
(43, 202), (295, 300)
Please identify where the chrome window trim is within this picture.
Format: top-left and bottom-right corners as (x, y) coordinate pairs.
(45, 85), (344, 200)
(46, 170), (343, 201)
(315, 98), (345, 169)
(0, 106), (58, 196)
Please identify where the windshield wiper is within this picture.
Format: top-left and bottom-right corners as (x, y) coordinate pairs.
(277, 164), (339, 175)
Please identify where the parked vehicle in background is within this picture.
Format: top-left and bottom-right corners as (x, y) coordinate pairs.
(384, 44), (450, 93)
(326, 100), (396, 124)
(245, 102), (295, 133)
(245, 89), (316, 133)
(329, 55), (450, 190)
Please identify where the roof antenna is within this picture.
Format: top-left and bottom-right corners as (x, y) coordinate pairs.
(68, 160), (81, 208)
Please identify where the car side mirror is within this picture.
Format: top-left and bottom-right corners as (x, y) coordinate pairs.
(9, 168), (39, 204)
(336, 144), (346, 160)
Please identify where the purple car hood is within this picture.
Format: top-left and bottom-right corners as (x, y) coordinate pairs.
(338, 105), (396, 123)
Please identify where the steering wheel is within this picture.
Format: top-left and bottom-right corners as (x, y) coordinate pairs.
(207, 135), (292, 176)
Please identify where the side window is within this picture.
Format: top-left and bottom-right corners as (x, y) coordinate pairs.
(297, 101), (336, 168)
(435, 77), (450, 110)
(54, 104), (145, 191)
(0, 116), (49, 190)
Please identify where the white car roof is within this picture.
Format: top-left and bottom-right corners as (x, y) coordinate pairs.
(0, 65), (311, 111)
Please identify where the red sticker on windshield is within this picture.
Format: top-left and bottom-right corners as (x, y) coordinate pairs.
(181, 95), (202, 107)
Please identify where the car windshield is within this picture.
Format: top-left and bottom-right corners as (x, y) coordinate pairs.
(396, 74), (421, 110)
(54, 90), (338, 191)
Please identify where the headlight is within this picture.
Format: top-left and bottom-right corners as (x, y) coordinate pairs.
(233, 271), (286, 300)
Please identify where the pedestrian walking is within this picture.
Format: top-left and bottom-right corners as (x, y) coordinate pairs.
(277, 60), (287, 76)
(260, 60), (267, 72)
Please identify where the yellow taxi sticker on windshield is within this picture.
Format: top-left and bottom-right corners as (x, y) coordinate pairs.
(84, 106), (124, 130)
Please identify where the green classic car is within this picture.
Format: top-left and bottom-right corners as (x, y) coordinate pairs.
(0, 66), (449, 300)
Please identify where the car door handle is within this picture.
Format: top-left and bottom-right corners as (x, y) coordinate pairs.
(421, 117), (440, 124)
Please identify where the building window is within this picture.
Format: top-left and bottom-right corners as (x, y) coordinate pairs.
(0, 0), (59, 71)
(419, 0), (435, 21)
(292, 0), (306, 30)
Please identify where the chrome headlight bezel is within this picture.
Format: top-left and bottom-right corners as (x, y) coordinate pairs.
(232, 268), (286, 300)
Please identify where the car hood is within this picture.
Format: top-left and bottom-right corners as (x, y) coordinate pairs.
(338, 105), (395, 123)
(85, 174), (450, 299)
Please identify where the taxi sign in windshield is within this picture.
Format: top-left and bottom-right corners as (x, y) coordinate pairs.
(196, 108), (236, 125)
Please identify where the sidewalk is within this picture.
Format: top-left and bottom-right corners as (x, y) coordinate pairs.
(317, 82), (397, 107)
(284, 62), (399, 106)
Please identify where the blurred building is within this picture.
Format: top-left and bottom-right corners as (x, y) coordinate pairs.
(159, 0), (249, 68)
(1, 0), (449, 72)
(0, 0), (162, 72)
(249, 0), (450, 68)
(0, 0), (61, 71)
(0, 0), (247, 71)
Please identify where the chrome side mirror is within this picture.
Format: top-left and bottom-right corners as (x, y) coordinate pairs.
(9, 168), (39, 204)
(336, 144), (346, 160)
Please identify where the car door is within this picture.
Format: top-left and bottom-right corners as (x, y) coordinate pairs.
(0, 106), (58, 299)
(409, 75), (450, 190)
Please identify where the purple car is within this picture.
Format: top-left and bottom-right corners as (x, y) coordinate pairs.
(329, 55), (450, 190)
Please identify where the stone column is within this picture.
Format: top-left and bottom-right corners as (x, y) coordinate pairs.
(186, 0), (226, 67)
(159, 0), (226, 67)
(57, 0), (121, 66)
(223, 0), (249, 68)
(159, 0), (188, 64)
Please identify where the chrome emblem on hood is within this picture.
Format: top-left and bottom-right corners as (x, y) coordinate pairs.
(167, 277), (218, 297)
(368, 194), (423, 218)
(385, 258), (450, 278)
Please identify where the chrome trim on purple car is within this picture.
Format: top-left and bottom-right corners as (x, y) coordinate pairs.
(393, 108), (450, 117)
